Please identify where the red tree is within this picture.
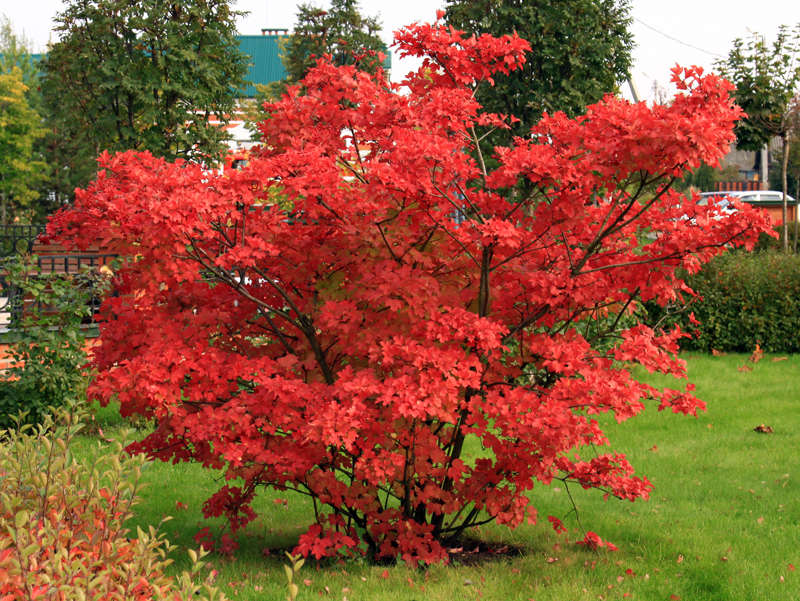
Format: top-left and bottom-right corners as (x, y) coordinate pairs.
(49, 18), (770, 564)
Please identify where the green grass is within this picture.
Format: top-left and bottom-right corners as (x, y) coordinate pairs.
(79, 353), (800, 600)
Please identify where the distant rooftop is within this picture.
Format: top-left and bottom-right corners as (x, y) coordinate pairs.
(236, 32), (288, 97)
(235, 31), (392, 98)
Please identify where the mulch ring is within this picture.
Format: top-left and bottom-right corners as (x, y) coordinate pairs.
(446, 538), (525, 565)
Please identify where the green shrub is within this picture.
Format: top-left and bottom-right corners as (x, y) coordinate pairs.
(753, 224), (800, 253)
(0, 406), (227, 600)
(649, 250), (800, 352)
(0, 257), (106, 428)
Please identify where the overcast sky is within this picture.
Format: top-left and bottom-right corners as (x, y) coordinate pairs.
(3, 1), (800, 101)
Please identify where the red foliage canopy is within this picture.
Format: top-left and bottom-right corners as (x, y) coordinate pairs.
(49, 21), (771, 564)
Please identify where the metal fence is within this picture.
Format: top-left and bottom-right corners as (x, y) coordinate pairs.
(0, 224), (46, 257)
(0, 224), (117, 328)
(1, 254), (117, 328)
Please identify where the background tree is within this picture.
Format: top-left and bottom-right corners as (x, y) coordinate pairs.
(0, 16), (40, 98)
(247, 0), (384, 134)
(284, 0), (383, 83)
(0, 16), (57, 221)
(444, 0), (634, 150)
(40, 0), (248, 195)
(256, 0), (384, 105)
(717, 25), (800, 251)
(0, 67), (46, 224)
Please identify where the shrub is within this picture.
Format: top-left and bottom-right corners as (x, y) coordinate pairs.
(48, 20), (772, 564)
(653, 250), (800, 353)
(753, 224), (800, 253)
(0, 257), (106, 429)
(0, 406), (226, 600)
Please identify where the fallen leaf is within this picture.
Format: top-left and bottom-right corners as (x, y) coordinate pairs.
(677, 554), (684, 564)
(670, 595), (681, 600)
(649, 445), (658, 452)
(753, 424), (774, 434)
(303, 579), (312, 586)
(463, 579), (474, 586)
(757, 516), (764, 525)
(380, 570), (389, 580)
(711, 349), (725, 356)
(771, 356), (788, 362)
(737, 364), (752, 372)
(789, 563), (795, 572)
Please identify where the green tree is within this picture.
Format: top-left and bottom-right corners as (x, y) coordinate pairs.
(40, 0), (248, 190)
(717, 26), (800, 251)
(0, 15), (40, 97)
(247, 0), (384, 133)
(284, 0), (384, 84)
(444, 0), (634, 149)
(0, 67), (46, 224)
(0, 15), (55, 222)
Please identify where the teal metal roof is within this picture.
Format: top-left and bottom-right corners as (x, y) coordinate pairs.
(236, 34), (288, 97)
(236, 34), (392, 98)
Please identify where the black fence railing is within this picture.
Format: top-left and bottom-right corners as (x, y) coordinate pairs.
(1, 254), (118, 329)
(0, 224), (46, 257)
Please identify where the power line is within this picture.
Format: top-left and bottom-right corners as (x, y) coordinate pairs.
(634, 17), (724, 58)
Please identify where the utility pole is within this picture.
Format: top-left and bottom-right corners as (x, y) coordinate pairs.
(627, 76), (640, 103)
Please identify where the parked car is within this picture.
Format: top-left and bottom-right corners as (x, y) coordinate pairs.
(699, 190), (798, 224)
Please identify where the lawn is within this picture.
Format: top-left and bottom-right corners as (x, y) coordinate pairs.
(81, 352), (800, 601)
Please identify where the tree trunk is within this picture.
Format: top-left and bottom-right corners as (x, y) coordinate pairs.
(781, 134), (790, 253)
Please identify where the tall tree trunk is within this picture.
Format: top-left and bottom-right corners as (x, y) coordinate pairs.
(781, 134), (790, 253)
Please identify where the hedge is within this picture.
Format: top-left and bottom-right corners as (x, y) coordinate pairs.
(649, 250), (800, 353)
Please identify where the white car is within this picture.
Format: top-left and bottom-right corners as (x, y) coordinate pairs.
(699, 190), (796, 206)
(699, 190), (798, 223)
